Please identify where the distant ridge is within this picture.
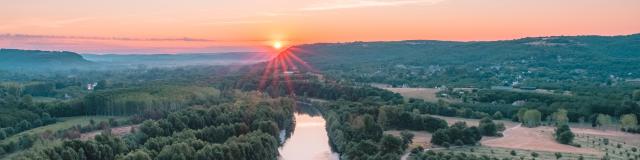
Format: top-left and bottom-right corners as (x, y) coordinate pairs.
(292, 33), (640, 87)
(0, 48), (92, 70)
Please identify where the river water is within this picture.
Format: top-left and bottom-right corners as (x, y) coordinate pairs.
(278, 104), (340, 160)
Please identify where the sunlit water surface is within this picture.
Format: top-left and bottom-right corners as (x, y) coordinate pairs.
(279, 112), (339, 160)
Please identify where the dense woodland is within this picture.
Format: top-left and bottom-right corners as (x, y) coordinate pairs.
(16, 93), (293, 160)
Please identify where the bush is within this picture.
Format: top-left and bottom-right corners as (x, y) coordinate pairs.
(531, 152), (539, 158)
(554, 124), (574, 144)
(442, 142), (450, 148)
(410, 146), (423, 154)
(479, 117), (499, 136)
(554, 152), (562, 159)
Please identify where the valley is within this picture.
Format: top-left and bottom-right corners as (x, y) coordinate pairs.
(1, 34), (639, 160)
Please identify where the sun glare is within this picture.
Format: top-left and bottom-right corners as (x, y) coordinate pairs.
(273, 41), (283, 49)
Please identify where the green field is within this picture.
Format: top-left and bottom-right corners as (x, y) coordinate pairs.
(0, 116), (126, 144)
(574, 134), (640, 160)
(419, 132), (640, 160)
(432, 145), (601, 160)
(32, 96), (61, 103)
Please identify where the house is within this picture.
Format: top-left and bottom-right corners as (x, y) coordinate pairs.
(87, 82), (98, 90)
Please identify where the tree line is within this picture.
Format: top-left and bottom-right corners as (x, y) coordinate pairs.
(14, 93), (294, 160)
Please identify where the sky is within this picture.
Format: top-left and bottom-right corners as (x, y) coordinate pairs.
(1, 0), (639, 54)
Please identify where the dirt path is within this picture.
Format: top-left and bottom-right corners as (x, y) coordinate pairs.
(80, 125), (139, 141)
(481, 124), (602, 155)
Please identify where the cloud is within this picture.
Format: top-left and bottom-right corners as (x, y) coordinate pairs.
(0, 33), (271, 54)
(300, 0), (444, 11)
(0, 33), (218, 42)
(0, 33), (264, 54)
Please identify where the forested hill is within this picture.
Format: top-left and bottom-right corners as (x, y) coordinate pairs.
(293, 34), (640, 89)
(0, 49), (92, 70)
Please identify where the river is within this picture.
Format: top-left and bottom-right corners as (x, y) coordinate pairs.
(278, 103), (340, 160)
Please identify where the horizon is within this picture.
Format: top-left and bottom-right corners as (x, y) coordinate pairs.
(2, 33), (638, 55)
(1, 0), (639, 54)
(2, 1), (640, 160)
(0, 33), (640, 55)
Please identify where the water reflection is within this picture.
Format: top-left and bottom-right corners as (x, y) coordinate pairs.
(279, 103), (339, 160)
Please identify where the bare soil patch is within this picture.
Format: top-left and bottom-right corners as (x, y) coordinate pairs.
(429, 115), (518, 128)
(80, 125), (139, 141)
(481, 124), (602, 155)
(383, 88), (442, 102)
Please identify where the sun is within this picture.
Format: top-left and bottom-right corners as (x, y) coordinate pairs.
(273, 41), (283, 49)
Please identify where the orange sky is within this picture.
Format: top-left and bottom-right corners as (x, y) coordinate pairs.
(1, 0), (639, 54)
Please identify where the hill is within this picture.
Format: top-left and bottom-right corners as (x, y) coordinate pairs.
(0, 49), (92, 71)
(294, 34), (640, 90)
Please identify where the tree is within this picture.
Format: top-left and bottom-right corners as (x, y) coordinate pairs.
(554, 124), (574, 145)
(596, 114), (611, 128)
(156, 143), (195, 160)
(510, 150), (517, 156)
(379, 135), (404, 155)
(16, 120), (31, 132)
(517, 108), (527, 122)
(21, 95), (33, 106)
(620, 114), (638, 130)
(377, 106), (400, 129)
(551, 109), (569, 126)
(431, 129), (449, 146)
(139, 120), (163, 137)
(358, 114), (383, 140)
(61, 147), (79, 160)
(522, 109), (542, 127)
(94, 80), (109, 90)
(493, 111), (503, 120)
(399, 131), (414, 147)
(0, 129), (6, 140)
(479, 117), (498, 136)
(252, 121), (279, 137)
(344, 140), (378, 159)
(120, 150), (152, 160)
(430, 122), (481, 146)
